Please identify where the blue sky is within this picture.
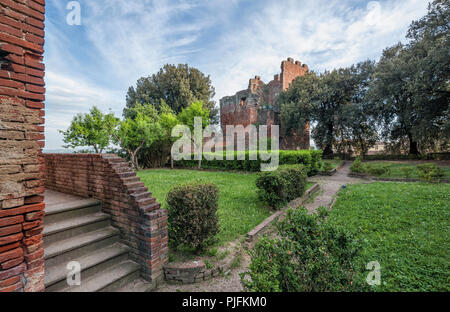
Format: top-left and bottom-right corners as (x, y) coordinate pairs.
(43, 0), (429, 150)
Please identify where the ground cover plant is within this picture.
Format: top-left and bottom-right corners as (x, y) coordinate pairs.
(350, 160), (450, 180)
(241, 208), (366, 292)
(328, 182), (450, 291)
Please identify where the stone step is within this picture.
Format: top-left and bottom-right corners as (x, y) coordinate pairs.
(64, 261), (141, 292)
(45, 198), (102, 224)
(115, 277), (155, 292)
(43, 212), (111, 245)
(45, 242), (130, 292)
(44, 227), (120, 267)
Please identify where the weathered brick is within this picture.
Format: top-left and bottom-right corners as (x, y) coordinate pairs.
(0, 262), (26, 280)
(0, 224), (22, 237)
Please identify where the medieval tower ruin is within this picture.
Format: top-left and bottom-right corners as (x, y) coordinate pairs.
(219, 58), (310, 150)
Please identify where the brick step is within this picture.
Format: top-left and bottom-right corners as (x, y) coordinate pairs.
(45, 242), (130, 291)
(44, 227), (120, 268)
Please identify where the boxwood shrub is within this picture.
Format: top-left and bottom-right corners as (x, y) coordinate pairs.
(255, 164), (307, 209)
(174, 150), (323, 176)
(166, 181), (219, 252)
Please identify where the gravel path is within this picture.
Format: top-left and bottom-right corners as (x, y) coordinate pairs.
(305, 162), (366, 213)
(156, 162), (362, 292)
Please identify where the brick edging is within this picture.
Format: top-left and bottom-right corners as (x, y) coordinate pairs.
(163, 248), (241, 285)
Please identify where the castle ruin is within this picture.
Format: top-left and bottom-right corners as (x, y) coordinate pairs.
(219, 58), (310, 150)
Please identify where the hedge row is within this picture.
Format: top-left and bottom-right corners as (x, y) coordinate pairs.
(361, 153), (450, 161)
(174, 150), (323, 175)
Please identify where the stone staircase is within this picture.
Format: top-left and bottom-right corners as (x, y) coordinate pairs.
(43, 190), (152, 292)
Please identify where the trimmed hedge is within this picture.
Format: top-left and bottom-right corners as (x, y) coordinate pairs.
(361, 153), (450, 161)
(174, 150), (323, 176)
(166, 181), (219, 252)
(255, 164), (308, 209)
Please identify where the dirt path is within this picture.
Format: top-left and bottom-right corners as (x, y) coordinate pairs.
(156, 162), (362, 292)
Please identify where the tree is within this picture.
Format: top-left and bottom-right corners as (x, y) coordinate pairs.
(114, 104), (163, 170)
(280, 61), (376, 157)
(60, 106), (119, 153)
(124, 64), (218, 123)
(369, 1), (449, 154)
(177, 101), (210, 169)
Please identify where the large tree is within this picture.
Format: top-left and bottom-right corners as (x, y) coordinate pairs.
(280, 61), (376, 156)
(124, 64), (218, 123)
(369, 0), (449, 154)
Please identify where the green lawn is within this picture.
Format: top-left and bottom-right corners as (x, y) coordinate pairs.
(362, 161), (450, 179)
(328, 182), (450, 291)
(138, 169), (272, 246)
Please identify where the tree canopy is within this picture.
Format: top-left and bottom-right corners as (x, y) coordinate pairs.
(60, 106), (119, 153)
(124, 64), (218, 123)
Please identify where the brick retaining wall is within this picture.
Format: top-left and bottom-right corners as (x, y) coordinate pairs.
(0, 0), (46, 292)
(44, 154), (169, 284)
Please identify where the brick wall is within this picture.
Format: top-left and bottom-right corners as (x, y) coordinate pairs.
(0, 0), (45, 292)
(44, 154), (169, 283)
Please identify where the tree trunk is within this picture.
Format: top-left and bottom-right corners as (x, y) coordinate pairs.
(408, 135), (419, 155)
(323, 144), (333, 157)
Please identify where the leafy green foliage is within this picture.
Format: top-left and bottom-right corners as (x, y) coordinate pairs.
(60, 106), (119, 153)
(241, 208), (365, 292)
(350, 157), (366, 173)
(279, 61), (377, 156)
(167, 181), (220, 252)
(367, 164), (391, 177)
(125, 64), (218, 123)
(255, 165), (307, 209)
(369, 1), (449, 154)
(416, 163), (445, 182)
(350, 160), (450, 180)
(174, 150), (323, 176)
(328, 182), (450, 291)
(114, 104), (163, 170)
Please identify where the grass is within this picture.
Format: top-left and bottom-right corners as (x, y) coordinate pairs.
(138, 169), (272, 246)
(361, 161), (450, 179)
(328, 182), (450, 291)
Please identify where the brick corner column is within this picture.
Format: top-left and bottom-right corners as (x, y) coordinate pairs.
(0, 0), (46, 292)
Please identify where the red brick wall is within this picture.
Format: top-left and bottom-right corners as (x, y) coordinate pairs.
(0, 0), (45, 292)
(44, 154), (169, 283)
(280, 58), (309, 91)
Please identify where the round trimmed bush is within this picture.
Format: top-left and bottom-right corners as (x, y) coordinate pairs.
(167, 181), (219, 252)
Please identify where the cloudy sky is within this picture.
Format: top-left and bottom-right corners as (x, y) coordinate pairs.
(43, 0), (429, 150)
